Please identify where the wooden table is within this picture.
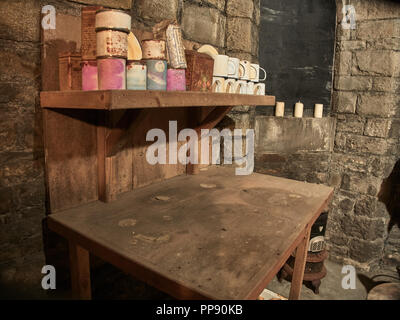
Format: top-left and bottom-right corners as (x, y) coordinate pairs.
(48, 166), (333, 300)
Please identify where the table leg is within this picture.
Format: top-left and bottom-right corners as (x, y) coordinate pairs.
(69, 241), (92, 300)
(289, 227), (311, 300)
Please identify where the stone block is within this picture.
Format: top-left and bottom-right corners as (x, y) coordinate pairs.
(338, 40), (366, 51)
(357, 93), (396, 118)
(337, 0), (400, 21)
(341, 171), (382, 196)
(226, 0), (254, 18)
(334, 76), (372, 91)
(336, 114), (364, 134)
(226, 17), (253, 53)
(72, 0), (132, 9)
(354, 50), (400, 77)
(192, 0), (226, 11)
(334, 51), (352, 76)
(345, 134), (388, 156)
(369, 38), (400, 51)
(254, 117), (335, 154)
(136, 0), (178, 22)
(348, 238), (385, 264)
(357, 19), (400, 40)
(333, 91), (357, 113)
(182, 4), (226, 48)
(364, 118), (391, 138)
(343, 215), (387, 241)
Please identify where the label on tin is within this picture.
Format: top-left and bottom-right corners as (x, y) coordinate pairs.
(127, 62), (146, 90)
(96, 30), (128, 58)
(146, 60), (167, 91)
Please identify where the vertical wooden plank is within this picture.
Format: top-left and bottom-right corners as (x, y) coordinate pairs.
(69, 241), (91, 300)
(289, 227), (311, 300)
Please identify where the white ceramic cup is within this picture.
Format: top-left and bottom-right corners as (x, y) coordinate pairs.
(224, 79), (236, 93)
(246, 82), (255, 95)
(213, 55), (229, 77)
(227, 57), (240, 79)
(249, 64), (267, 82)
(212, 77), (225, 93)
(239, 60), (251, 81)
(235, 80), (248, 95)
(254, 83), (266, 95)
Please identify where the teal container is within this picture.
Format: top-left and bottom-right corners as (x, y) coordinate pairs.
(126, 60), (147, 90)
(146, 60), (167, 91)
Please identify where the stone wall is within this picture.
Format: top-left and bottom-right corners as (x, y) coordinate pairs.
(0, 0), (260, 295)
(326, 0), (400, 272)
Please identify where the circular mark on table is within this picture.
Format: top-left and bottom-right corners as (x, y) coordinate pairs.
(239, 188), (303, 207)
(118, 218), (137, 227)
(155, 195), (171, 201)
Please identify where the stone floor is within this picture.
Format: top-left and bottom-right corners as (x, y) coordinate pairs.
(1, 253), (399, 300)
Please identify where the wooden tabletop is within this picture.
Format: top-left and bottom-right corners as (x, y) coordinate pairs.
(48, 166), (333, 300)
(40, 90), (276, 110)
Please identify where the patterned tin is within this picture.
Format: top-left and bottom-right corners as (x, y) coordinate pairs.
(81, 6), (103, 60)
(185, 50), (214, 92)
(167, 69), (186, 91)
(142, 40), (167, 60)
(126, 60), (147, 90)
(58, 52), (82, 91)
(82, 60), (98, 91)
(96, 29), (128, 59)
(166, 24), (187, 69)
(146, 60), (167, 91)
(95, 9), (131, 33)
(98, 58), (126, 90)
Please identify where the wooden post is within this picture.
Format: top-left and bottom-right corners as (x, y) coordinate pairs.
(289, 227), (311, 300)
(69, 241), (92, 300)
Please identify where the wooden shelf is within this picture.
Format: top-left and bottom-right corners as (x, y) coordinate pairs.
(48, 166), (333, 300)
(40, 90), (276, 110)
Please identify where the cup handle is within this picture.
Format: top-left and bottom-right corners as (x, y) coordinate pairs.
(226, 82), (232, 93)
(239, 63), (245, 78)
(250, 65), (257, 80)
(212, 82), (218, 92)
(259, 67), (267, 82)
(235, 84), (241, 94)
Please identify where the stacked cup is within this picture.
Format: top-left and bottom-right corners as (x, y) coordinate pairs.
(142, 40), (168, 91)
(95, 9), (131, 90)
(212, 55), (267, 95)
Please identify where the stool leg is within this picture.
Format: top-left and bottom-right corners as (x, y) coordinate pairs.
(289, 227), (311, 300)
(69, 241), (91, 300)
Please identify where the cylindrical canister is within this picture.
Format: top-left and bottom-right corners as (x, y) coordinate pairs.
(167, 69), (186, 91)
(81, 6), (103, 60)
(166, 24), (187, 69)
(58, 52), (82, 91)
(95, 9), (131, 33)
(126, 60), (147, 90)
(96, 29), (128, 59)
(142, 40), (167, 60)
(98, 58), (126, 90)
(82, 60), (98, 91)
(146, 60), (167, 91)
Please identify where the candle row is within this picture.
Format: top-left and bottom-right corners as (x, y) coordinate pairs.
(275, 102), (324, 118)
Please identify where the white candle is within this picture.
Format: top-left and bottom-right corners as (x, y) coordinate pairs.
(275, 102), (285, 117)
(294, 101), (304, 118)
(314, 104), (323, 118)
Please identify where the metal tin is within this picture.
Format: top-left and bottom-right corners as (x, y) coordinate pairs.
(96, 29), (128, 58)
(126, 60), (147, 90)
(166, 24), (187, 69)
(142, 40), (167, 60)
(185, 50), (214, 92)
(146, 60), (167, 91)
(98, 58), (126, 90)
(95, 9), (131, 33)
(58, 52), (82, 91)
(167, 69), (186, 91)
(81, 6), (103, 60)
(82, 60), (98, 91)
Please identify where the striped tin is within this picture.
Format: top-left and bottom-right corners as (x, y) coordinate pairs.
(142, 40), (167, 60)
(166, 24), (187, 69)
(82, 60), (98, 91)
(81, 6), (103, 60)
(146, 60), (167, 91)
(98, 58), (126, 90)
(95, 9), (131, 33)
(167, 69), (186, 91)
(126, 60), (147, 90)
(96, 29), (128, 59)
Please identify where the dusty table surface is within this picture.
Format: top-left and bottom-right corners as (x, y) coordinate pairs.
(48, 166), (333, 300)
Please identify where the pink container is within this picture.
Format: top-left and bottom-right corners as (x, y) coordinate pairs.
(97, 58), (126, 90)
(82, 60), (98, 91)
(167, 69), (186, 91)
